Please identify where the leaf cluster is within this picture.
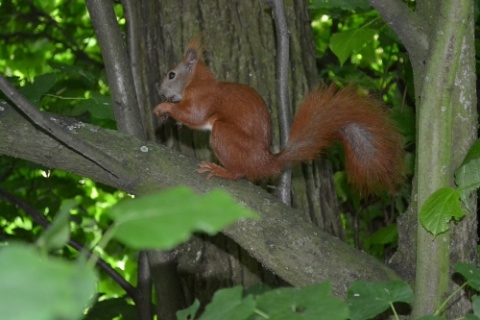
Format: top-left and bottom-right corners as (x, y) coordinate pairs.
(0, 0), (102, 78)
(3, 185), (479, 320)
(0, 0), (118, 129)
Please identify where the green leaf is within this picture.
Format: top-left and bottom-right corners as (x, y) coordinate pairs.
(473, 295), (480, 317)
(256, 281), (349, 320)
(347, 280), (413, 320)
(310, 0), (371, 11)
(368, 224), (398, 245)
(244, 283), (271, 296)
(454, 263), (480, 291)
(36, 199), (75, 252)
(419, 187), (465, 236)
(0, 243), (97, 320)
(108, 187), (259, 250)
(19, 73), (58, 104)
(455, 139), (480, 197)
(176, 299), (201, 320)
(329, 28), (376, 65)
(460, 139), (480, 165)
(201, 287), (255, 320)
(465, 314), (480, 320)
(84, 297), (137, 320)
(49, 62), (96, 86)
(72, 92), (115, 120)
(390, 105), (416, 146)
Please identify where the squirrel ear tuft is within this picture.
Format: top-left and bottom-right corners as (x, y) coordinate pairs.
(184, 48), (198, 72)
(184, 34), (204, 71)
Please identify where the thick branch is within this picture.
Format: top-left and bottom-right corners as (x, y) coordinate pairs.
(85, 0), (146, 140)
(0, 101), (400, 295)
(413, 0), (473, 317)
(0, 74), (126, 181)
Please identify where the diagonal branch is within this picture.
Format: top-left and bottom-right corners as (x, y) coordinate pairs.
(0, 74), (127, 181)
(0, 101), (400, 295)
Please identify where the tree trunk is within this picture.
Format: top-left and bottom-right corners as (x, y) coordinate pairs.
(125, 0), (343, 311)
(371, 0), (477, 317)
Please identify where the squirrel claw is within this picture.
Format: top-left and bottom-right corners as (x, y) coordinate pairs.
(196, 161), (215, 175)
(196, 162), (243, 180)
(196, 162), (216, 179)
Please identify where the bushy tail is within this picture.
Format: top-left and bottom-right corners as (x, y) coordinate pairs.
(276, 85), (404, 194)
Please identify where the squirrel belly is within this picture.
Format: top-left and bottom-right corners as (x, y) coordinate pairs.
(154, 37), (404, 194)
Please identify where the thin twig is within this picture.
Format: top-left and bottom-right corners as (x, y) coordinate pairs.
(269, 0), (292, 206)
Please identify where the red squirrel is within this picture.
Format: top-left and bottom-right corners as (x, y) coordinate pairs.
(154, 38), (404, 194)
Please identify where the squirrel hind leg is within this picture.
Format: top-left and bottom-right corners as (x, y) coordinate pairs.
(196, 161), (245, 180)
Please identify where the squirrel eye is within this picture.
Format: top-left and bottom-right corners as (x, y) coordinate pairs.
(168, 71), (176, 80)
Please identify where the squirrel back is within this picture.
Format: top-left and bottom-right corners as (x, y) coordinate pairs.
(154, 38), (404, 195)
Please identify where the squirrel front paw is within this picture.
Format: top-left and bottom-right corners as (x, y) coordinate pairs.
(153, 102), (173, 124)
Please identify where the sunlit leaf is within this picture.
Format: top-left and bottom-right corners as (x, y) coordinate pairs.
(108, 187), (259, 249)
(0, 243), (97, 320)
(36, 199), (75, 252)
(419, 187), (464, 236)
(330, 28), (376, 65)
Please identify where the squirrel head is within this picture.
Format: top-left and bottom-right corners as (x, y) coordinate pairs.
(159, 36), (203, 103)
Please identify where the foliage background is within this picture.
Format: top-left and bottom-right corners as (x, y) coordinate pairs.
(0, 0), (478, 319)
(0, 0), (414, 294)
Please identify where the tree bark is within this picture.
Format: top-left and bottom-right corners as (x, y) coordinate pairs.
(371, 0), (478, 317)
(85, 0), (146, 140)
(122, 0), (343, 309)
(128, 0), (341, 234)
